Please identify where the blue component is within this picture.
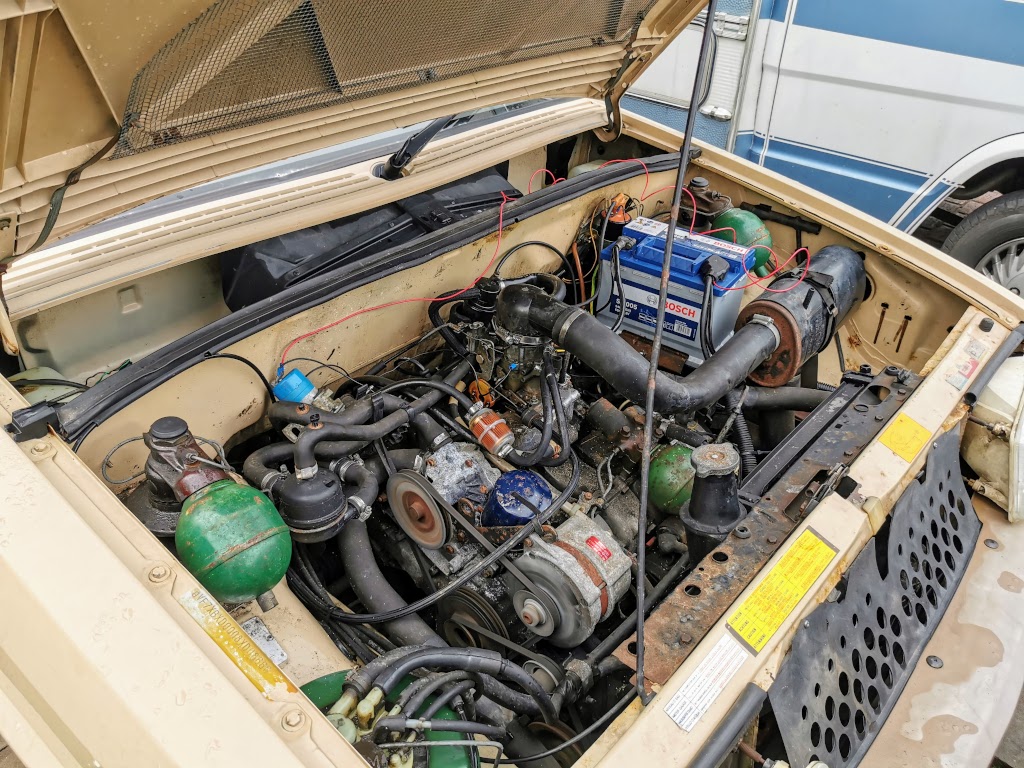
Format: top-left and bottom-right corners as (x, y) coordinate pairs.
(483, 471), (554, 527)
(273, 368), (317, 404)
(608, 219), (756, 297)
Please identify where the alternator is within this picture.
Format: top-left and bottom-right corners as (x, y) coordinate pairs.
(513, 515), (631, 647)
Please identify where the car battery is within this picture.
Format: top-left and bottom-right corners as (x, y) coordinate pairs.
(596, 217), (755, 364)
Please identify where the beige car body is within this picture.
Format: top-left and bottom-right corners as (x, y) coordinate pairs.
(1, 2), (1024, 767)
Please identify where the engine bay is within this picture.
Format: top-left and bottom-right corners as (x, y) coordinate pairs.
(82, 169), (915, 766)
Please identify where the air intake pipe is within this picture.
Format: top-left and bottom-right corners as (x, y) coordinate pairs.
(494, 246), (864, 414)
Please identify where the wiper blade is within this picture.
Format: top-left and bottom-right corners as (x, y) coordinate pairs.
(375, 114), (456, 181)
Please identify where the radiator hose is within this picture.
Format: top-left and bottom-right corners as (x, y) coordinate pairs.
(494, 246), (865, 413)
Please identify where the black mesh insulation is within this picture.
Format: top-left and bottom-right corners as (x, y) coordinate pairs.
(114, 0), (656, 156)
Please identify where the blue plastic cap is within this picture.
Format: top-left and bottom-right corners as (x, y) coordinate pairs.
(273, 368), (316, 404)
(483, 470), (554, 527)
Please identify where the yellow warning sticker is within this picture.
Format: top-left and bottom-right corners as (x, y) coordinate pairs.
(879, 412), (932, 463)
(727, 529), (837, 654)
(180, 588), (296, 698)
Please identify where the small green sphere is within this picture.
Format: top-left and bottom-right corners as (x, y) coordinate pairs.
(710, 208), (773, 270)
(176, 480), (292, 604)
(649, 444), (696, 513)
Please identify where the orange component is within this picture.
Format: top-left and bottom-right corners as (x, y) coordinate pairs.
(607, 193), (632, 225)
(468, 408), (514, 456)
(468, 379), (496, 407)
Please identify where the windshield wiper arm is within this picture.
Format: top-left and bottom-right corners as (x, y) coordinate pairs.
(375, 114), (456, 181)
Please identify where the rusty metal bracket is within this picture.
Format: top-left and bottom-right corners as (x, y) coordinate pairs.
(613, 367), (922, 685)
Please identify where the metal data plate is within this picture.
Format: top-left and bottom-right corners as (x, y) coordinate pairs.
(614, 367), (921, 685)
(768, 428), (980, 767)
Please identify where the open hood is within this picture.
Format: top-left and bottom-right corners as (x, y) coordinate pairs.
(0, 0), (705, 258)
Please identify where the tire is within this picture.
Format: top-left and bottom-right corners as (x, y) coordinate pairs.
(943, 190), (1024, 295)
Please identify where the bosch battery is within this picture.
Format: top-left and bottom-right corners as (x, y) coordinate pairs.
(596, 217), (756, 364)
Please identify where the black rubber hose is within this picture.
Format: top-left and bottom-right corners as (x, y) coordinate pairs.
(538, 355), (571, 467)
(292, 362), (470, 473)
(726, 390), (757, 476)
(420, 680), (477, 720)
(374, 717), (507, 743)
(404, 671), (474, 718)
(363, 448), (423, 480)
(338, 461), (378, 509)
(496, 285), (779, 415)
(372, 647), (557, 724)
(375, 378), (476, 413)
(473, 674), (544, 718)
(429, 288), (478, 359)
(337, 520), (447, 648)
(685, 684), (767, 768)
(501, 272), (568, 302)
(344, 646), (431, 698)
(741, 386), (830, 410)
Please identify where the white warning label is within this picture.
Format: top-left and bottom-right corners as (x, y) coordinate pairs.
(663, 633), (749, 732)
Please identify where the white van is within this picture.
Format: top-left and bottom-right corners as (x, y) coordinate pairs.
(625, 0), (1024, 293)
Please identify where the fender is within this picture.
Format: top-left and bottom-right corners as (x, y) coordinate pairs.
(893, 132), (1024, 233)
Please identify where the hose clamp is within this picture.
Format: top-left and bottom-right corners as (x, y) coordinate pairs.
(350, 497), (371, 522)
(745, 313), (781, 351)
(331, 455), (362, 477)
(295, 464), (318, 481)
(552, 307), (585, 346)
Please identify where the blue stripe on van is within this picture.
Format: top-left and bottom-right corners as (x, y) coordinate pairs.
(735, 133), (930, 222)
(894, 181), (955, 231)
(758, 0), (790, 21)
(792, 0), (1024, 67)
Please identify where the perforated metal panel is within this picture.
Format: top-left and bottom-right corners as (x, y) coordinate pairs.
(114, 0), (657, 156)
(768, 427), (981, 767)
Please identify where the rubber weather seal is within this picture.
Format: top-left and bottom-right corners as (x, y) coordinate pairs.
(767, 427), (980, 767)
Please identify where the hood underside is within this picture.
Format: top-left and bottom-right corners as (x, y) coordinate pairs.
(0, 0), (704, 258)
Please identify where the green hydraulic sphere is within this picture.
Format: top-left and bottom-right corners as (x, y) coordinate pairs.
(176, 479), (292, 604)
(709, 208), (773, 272)
(649, 443), (696, 513)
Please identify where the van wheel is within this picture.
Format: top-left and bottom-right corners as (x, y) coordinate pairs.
(943, 191), (1024, 295)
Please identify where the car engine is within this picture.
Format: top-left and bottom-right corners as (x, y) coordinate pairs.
(119, 188), (870, 766)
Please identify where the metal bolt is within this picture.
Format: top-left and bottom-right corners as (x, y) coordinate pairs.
(875, 415), (885, 422)
(583, 491), (593, 500)
(148, 565), (171, 583)
(30, 442), (49, 456)
(445, 545), (456, 554)
(679, 632), (693, 644)
(984, 539), (999, 550)
(620, 425), (631, 436)
(478, 485), (488, 494)
(426, 458), (436, 467)
(734, 526), (751, 539)
(767, 535), (778, 544)
(282, 710), (306, 731)
(897, 388), (907, 396)
(926, 655), (943, 669)
(465, 459), (474, 468)
(979, 317), (994, 332)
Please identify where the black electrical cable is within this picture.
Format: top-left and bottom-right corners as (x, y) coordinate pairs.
(538, 354), (572, 468)
(834, 332), (847, 373)
(11, 378), (89, 391)
(300, 451), (580, 625)
(609, 246), (628, 334)
(494, 240), (575, 287)
(496, 689), (637, 765)
(699, 274), (717, 359)
(193, 352), (276, 399)
(367, 325), (449, 376)
(420, 680), (477, 719)
(373, 378), (476, 413)
(633, 0), (720, 706)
